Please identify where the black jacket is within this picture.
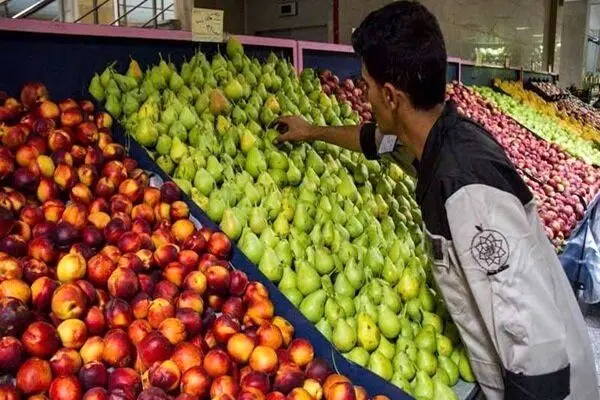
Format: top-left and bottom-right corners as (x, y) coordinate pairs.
(359, 103), (596, 400)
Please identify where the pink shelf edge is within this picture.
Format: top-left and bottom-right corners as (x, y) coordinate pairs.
(297, 40), (355, 54)
(0, 19), (300, 69)
(236, 34), (296, 49)
(0, 20), (298, 60)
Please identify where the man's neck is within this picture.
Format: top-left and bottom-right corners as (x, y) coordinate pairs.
(397, 103), (445, 161)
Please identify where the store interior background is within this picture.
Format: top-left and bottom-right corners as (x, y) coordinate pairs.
(3, 0), (600, 384)
(3, 0), (600, 92)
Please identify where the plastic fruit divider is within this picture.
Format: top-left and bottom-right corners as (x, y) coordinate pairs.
(111, 122), (411, 399)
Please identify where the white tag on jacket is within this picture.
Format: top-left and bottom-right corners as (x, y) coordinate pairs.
(378, 135), (397, 154)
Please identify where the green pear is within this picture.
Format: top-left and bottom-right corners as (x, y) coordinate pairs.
(219, 208), (242, 241)
(299, 289), (326, 323)
(244, 148), (267, 178)
(206, 193), (226, 223)
(296, 261), (321, 296)
(415, 326), (437, 353)
(239, 229), (264, 264)
(333, 273), (355, 298)
(417, 348), (438, 376)
(422, 311), (444, 334)
(376, 336), (396, 360)
(378, 304), (401, 339)
(438, 355), (459, 386)
(332, 319), (356, 352)
(419, 285), (437, 312)
(368, 352), (393, 381)
(315, 318), (333, 341)
(193, 168), (215, 196)
(405, 298), (422, 323)
(258, 247), (282, 282)
(281, 287), (303, 308)
(357, 312), (380, 352)
(345, 347), (370, 367)
(278, 267), (297, 291)
(413, 370), (434, 399)
(393, 351), (416, 381)
(433, 376), (459, 400)
(397, 267), (421, 301)
(224, 77), (244, 100)
(458, 348), (476, 382)
(437, 334), (454, 357)
(249, 207), (268, 234)
(325, 298), (345, 326)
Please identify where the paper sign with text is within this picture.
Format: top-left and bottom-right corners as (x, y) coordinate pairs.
(192, 8), (224, 42)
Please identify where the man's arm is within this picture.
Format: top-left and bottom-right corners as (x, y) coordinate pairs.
(277, 115), (417, 176)
(277, 116), (363, 153)
(445, 181), (570, 399)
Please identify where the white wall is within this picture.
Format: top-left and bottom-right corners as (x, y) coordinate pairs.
(245, 0), (331, 40)
(194, 0), (244, 33)
(338, 0), (551, 69)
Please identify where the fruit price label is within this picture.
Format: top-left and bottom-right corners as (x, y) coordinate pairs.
(192, 8), (224, 43)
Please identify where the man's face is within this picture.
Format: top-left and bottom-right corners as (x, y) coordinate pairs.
(361, 63), (396, 134)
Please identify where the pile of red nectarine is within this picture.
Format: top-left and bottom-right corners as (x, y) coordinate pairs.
(0, 84), (392, 400)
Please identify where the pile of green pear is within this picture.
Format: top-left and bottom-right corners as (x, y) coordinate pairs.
(88, 37), (475, 398)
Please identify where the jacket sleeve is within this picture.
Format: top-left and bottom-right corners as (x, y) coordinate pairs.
(359, 123), (417, 177)
(444, 182), (571, 399)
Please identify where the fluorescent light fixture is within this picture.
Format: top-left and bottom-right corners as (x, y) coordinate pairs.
(516, 26), (530, 31)
(532, 33), (543, 37)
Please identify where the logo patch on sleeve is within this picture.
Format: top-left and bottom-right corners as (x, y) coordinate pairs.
(470, 225), (510, 275)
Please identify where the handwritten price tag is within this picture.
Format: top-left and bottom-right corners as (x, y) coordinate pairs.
(192, 8), (224, 43)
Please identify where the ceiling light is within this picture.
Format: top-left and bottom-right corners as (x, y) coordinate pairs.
(516, 26), (530, 31)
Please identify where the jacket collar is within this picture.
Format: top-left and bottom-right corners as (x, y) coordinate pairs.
(415, 102), (459, 203)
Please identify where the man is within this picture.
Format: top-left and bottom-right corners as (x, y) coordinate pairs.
(277, 2), (598, 399)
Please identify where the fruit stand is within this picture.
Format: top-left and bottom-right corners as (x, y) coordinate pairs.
(0, 18), (597, 400)
(0, 20), (421, 400)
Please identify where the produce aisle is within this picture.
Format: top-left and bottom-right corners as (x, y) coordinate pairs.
(2, 19), (600, 400)
(0, 24), (477, 400)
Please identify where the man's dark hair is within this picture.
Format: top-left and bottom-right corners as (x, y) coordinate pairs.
(352, 1), (447, 110)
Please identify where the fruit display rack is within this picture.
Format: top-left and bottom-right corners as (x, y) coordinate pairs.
(0, 18), (568, 400)
(0, 20), (418, 400)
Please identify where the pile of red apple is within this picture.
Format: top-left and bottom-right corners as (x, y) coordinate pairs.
(0, 83), (392, 400)
(448, 82), (600, 247)
(319, 70), (373, 123)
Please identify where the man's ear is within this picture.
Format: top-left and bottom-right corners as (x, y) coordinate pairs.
(382, 82), (400, 110)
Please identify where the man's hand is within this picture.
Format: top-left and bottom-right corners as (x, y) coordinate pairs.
(276, 116), (316, 143)
(276, 116), (364, 153)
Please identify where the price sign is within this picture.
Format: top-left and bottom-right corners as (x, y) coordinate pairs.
(192, 8), (224, 43)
